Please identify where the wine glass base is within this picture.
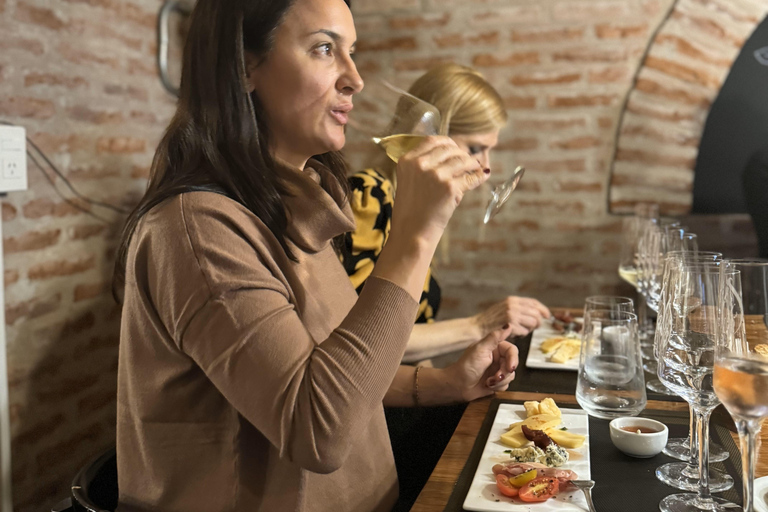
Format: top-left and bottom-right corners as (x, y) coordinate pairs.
(646, 378), (676, 395)
(659, 493), (740, 511)
(663, 438), (729, 463)
(656, 462), (733, 493)
(644, 360), (658, 373)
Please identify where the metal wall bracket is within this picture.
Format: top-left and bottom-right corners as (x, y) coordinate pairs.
(157, 0), (194, 97)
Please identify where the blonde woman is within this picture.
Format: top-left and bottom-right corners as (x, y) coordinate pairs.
(341, 64), (550, 364)
(340, 64), (550, 511)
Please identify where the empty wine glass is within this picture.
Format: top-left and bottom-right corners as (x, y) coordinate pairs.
(657, 262), (738, 511)
(347, 79), (524, 224)
(714, 259), (768, 512)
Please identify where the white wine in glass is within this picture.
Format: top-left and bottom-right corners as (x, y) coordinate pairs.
(618, 265), (639, 289)
(372, 134), (426, 163)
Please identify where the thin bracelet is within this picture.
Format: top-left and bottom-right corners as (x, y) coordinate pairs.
(413, 366), (422, 407)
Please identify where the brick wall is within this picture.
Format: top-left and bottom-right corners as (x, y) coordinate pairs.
(0, 0), (763, 509)
(0, 0), (175, 509)
(348, 0), (761, 320)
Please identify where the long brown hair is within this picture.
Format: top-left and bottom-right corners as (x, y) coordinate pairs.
(113, 0), (350, 301)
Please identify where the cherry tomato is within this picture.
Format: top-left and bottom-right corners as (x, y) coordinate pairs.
(495, 474), (519, 498)
(509, 469), (537, 487)
(518, 476), (559, 503)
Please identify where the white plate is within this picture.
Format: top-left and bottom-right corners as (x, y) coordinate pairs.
(462, 403), (591, 512)
(756, 475), (768, 512)
(525, 328), (581, 371)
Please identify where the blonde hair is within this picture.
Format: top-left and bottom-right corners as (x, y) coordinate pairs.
(377, 64), (507, 186)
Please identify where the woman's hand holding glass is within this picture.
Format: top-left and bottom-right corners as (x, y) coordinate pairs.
(390, 136), (487, 244)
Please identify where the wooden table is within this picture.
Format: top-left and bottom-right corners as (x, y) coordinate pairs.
(410, 315), (768, 511)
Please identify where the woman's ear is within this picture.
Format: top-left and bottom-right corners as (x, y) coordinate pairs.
(243, 51), (259, 93)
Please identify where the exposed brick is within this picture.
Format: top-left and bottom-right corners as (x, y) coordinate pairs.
(516, 199), (586, 215)
(502, 95), (537, 109)
(550, 136), (602, 150)
(509, 72), (580, 86)
(357, 36), (417, 52)
(5, 269), (19, 286)
(74, 281), (109, 302)
(620, 124), (700, 147)
(28, 132), (93, 153)
(555, 221), (622, 233)
(635, 78), (711, 107)
(0, 36), (45, 56)
(5, 293), (61, 325)
(388, 12), (450, 29)
(518, 240), (586, 253)
(644, 56), (721, 89)
(626, 99), (697, 122)
(15, 2), (67, 30)
(556, 180), (603, 192)
(103, 83), (149, 101)
(68, 166), (120, 180)
(515, 117), (586, 131)
(656, 34), (732, 67)
(495, 138), (539, 151)
(434, 31), (500, 49)
(69, 18), (144, 51)
(471, 6), (545, 26)
(472, 52), (540, 67)
(129, 110), (158, 124)
(393, 56), (454, 71)
(96, 137), (146, 153)
(553, 47), (627, 63)
(615, 148), (696, 168)
(4, 229), (61, 253)
(57, 42), (121, 70)
(548, 94), (618, 108)
(0, 96), (56, 120)
(63, 310), (96, 335)
(71, 224), (107, 240)
(553, 1), (632, 22)
(24, 72), (88, 89)
(2, 202), (17, 221)
(521, 159), (586, 173)
(671, 11), (743, 48)
(598, 117), (614, 129)
(595, 23), (649, 39)
(23, 198), (88, 219)
(511, 27), (584, 43)
(67, 106), (124, 124)
(28, 255), (96, 280)
(589, 66), (629, 83)
(127, 57), (157, 76)
(453, 239), (507, 252)
(131, 165), (150, 179)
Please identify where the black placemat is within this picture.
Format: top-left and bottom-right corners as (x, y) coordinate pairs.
(442, 399), (743, 512)
(512, 333), (684, 403)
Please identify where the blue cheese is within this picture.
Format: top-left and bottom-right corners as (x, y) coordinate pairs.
(543, 444), (569, 467)
(506, 444), (569, 467)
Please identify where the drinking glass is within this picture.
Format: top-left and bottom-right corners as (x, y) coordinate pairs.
(654, 254), (732, 491)
(657, 262), (738, 511)
(576, 310), (646, 419)
(584, 296), (634, 317)
(347, 79), (523, 223)
(714, 259), (768, 512)
(655, 252), (729, 466)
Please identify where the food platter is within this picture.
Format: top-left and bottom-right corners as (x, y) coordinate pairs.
(525, 328), (581, 371)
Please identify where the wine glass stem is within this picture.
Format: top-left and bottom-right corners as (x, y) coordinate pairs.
(638, 293), (650, 339)
(688, 404), (699, 466)
(735, 418), (761, 512)
(695, 407), (713, 501)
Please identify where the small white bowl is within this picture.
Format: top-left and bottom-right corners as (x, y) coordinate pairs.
(609, 417), (668, 458)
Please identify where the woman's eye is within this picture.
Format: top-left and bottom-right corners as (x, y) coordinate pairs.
(468, 146), (483, 155)
(314, 43), (333, 56)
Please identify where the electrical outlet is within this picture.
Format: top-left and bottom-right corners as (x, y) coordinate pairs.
(0, 126), (27, 192)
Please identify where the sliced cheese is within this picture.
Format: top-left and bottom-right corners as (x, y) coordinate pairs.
(523, 401), (541, 417)
(550, 340), (580, 363)
(500, 429), (531, 448)
(545, 428), (586, 449)
(539, 398), (561, 417)
(522, 414), (562, 432)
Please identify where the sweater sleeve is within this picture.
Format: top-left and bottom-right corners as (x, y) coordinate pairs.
(171, 196), (418, 474)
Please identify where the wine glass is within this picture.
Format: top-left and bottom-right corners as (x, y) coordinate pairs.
(654, 253), (732, 491)
(714, 259), (768, 512)
(657, 262), (739, 511)
(347, 79), (524, 224)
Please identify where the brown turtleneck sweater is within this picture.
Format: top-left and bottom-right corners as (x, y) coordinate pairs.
(116, 162), (419, 512)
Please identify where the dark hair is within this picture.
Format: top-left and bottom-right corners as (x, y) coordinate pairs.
(113, 0), (350, 302)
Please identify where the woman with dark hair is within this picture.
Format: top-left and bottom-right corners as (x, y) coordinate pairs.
(114, 0), (518, 511)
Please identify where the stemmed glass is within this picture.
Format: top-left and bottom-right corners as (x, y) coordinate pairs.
(657, 262), (739, 511)
(347, 79), (523, 224)
(714, 259), (768, 512)
(655, 253), (732, 491)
